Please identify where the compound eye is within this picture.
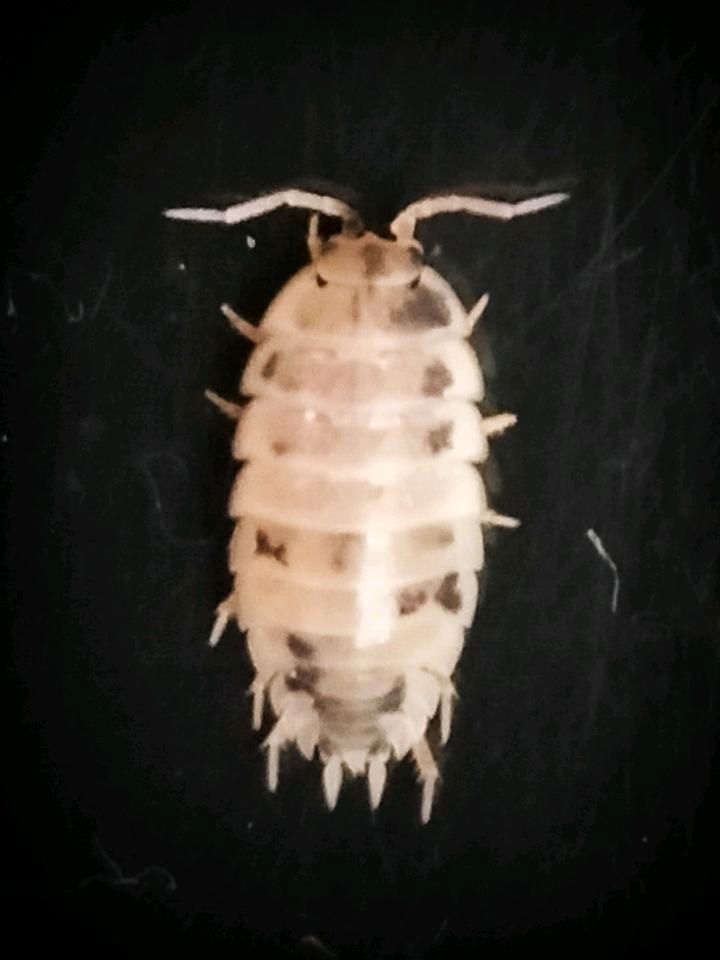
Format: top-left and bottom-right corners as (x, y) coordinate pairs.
(315, 274), (328, 287)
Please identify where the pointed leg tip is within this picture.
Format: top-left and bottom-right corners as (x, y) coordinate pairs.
(367, 756), (388, 811)
(265, 747), (279, 793)
(323, 782), (340, 811)
(208, 611), (230, 647)
(420, 770), (440, 824)
(296, 724), (319, 761)
(483, 510), (521, 529)
(322, 757), (343, 811)
(481, 413), (518, 437)
(250, 679), (265, 729)
(420, 780), (437, 824)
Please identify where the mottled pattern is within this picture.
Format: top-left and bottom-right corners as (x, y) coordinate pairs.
(169, 189), (535, 824)
(261, 352), (278, 379)
(432, 525), (455, 546)
(426, 421), (453, 454)
(202, 220), (517, 821)
(397, 586), (428, 615)
(361, 244), (385, 278)
(255, 529), (288, 565)
(330, 534), (356, 572)
(434, 573), (462, 612)
(316, 677), (407, 748)
(390, 286), (451, 329)
(377, 677), (406, 713)
(421, 360), (453, 396)
(287, 633), (314, 659)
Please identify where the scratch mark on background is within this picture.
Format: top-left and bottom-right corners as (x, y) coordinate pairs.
(300, 935), (337, 958)
(587, 528), (620, 613)
(79, 840), (177, 894)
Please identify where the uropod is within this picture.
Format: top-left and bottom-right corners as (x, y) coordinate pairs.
(164, 187), (567, 822)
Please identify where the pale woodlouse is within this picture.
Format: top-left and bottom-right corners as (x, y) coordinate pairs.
(164, 188), (567, 821)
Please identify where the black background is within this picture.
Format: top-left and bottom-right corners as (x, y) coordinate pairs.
(5, 2), (719, 956)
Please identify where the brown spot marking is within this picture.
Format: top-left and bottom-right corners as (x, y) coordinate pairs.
(435, 572), (462, 612)
(378, 678), (406, 713)
(416, 524), (455, 548)
(330, 533), (356, 572)
(287, 633), (314, 659)
(260, 352), (278, 379)
(271, 440), (290, 455)
(432, 524), (455, 546)
(361, 243), (385, 278)
(390, 286), (451, 329)
(277, 369), (301, 391)
(286, 666), (321, 694)
(421, 360), (453, 397)
(350, 289), (360, 325)
(397, 586), (428, 616)
(426, 421), (453, 454)
(255, 529), (288, 566)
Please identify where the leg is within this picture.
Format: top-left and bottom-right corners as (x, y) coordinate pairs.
(205, 389), (242, 420)
(379, 712), (418, 760)
(367, 753), (389, 810)
(261, 689), (305, 790)
(405, 667), (440, 722)
(482, 509), (520, 529)
(208, 596), (234, 647)
(250, 677), (266, 731)
(481, 413), (517, 437)
(390, 191), (569, 241)
(220, 303), (264, 344)
(466, 292), (489, 336)
(420, 669), (456, 744)
(165, 189), (362, 231)
(322, 755), (343, 810)
(438, 680), (456, 745)
(263, 721), (286, 792)
(412, 737), (440, 824)
(264, 680), (318, 754)
(295, 713), (320, 760)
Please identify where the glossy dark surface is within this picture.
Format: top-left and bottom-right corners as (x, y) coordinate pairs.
(5, 3), (718, 956)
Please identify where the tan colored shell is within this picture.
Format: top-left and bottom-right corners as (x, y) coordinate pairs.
(164, 188), (568, 821)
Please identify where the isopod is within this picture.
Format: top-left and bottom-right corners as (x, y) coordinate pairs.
(164, 187), (567, 821)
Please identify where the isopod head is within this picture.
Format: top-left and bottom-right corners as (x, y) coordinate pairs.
(314, 230), (424, 288)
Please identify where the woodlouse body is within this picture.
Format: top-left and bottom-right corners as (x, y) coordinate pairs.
(164, 188), (567, 821)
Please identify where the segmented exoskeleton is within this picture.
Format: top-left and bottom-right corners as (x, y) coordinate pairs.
(164, 187), (567, 821)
